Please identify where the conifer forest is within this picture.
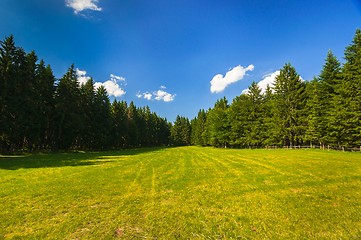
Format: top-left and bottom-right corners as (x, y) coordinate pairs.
(1, 29), (361, 153)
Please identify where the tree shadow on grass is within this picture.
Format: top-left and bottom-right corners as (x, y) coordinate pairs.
(0, 147), (167, 170)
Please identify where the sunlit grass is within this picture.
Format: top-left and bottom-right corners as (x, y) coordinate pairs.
(1, 147), (361, 239)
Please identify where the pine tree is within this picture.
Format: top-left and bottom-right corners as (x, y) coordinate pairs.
(111, 100), (128, 148)
(54, 64), (82, 150)
(93, 86), (112, 149)
(35, 61), (56, 149)
(190, 109), (207, 146)
(78, 78), (96, 149)
(262, 85), (277, 146)
(127, 101), (140, 147)
(171, 115), (191, 146)
(228, 94), (249, 148)
(0, 35), (17, 152)
(246, 82), (265, 147)
(336, 29), (361, 147)
(318, 50), (341, 146)
(273, 63), (307, 146)
(304, 79), (322, 146)
(22, 51), (40, 149)
(206, 97), (230, 148)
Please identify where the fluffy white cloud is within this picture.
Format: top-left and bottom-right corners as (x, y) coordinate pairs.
(76, 68), (91, 86)
(210, 64), (254, 93)
(242, 70), (280, 95)
(95, 73), (126, 97)
(66, 0), (102, 14)
(137, 86), (176, 102)
(154, 90), (176, 102)
(136, 92), (152, 100)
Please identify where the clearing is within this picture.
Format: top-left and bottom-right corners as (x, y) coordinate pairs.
(0, 147), (360, 239)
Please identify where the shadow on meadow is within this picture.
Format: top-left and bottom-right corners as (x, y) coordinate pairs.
(0, 147), (166, 170)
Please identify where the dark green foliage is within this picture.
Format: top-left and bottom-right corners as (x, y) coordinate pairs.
(2, 29), (361, 152)
(304, 79), (322, 146)
(244, 82), (266, 147)
(206, 97), (230, 148)
(54, 64), (82, 149)
(338, 29), (361, 146)
(273, 63), (307, 146)
(318, 51), (342, 145)
(171, 115), (191, 146)
(190, 109), (207, 146)
(0, 36), (56, 152)
(229, 94), (251, 147)
(191, 29), (361, 149)
(0, 36), (171, 153)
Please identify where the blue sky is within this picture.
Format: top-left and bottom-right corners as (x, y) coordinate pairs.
(1, 0), (360, 121)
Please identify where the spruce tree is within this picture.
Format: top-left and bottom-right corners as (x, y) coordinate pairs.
(304, 79), (322, 146)
(246, 82), (265, 147)
(207, 97), (230, 148)
(228, 94), (250, 148)
(111, 100), (128, 148)
(318, 50), (341, 146)
(127, 101), (140, 147)
(0, 36), (17, 151)
(190, 109), (207, 146)
(336, 29), (361, 147)
(93, 86), (112, 149)
(54, 64), (81, 150)
(263, 85), (277, 146)
(273, 63), (307, 146)
(35, 61), (56, 149)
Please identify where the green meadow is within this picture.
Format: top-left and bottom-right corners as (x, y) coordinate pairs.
(0, 147), (361, 239)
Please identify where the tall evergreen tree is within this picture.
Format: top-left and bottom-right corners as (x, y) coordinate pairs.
(246, 82), (265, 147)
(93, 86), (112, 149)
(335, 29), (361, 146)
(54, 64), (82, 149)
(111, 100), (128, 148)
(35, 61), (56, 149)
(317, 50), (341, 146)
(228, 94), (250, 148)
(171, 115), (191, 146)
(262, 85), (277, 146)
(273, 63), (307, 146)
(304, 79), (322, 146)
(78, 78), (96, 149)
(127, 101), (140, 147)
(206, 97), (230, 148)
(190, 109), (207, 146)
(0, 35), (17, 151)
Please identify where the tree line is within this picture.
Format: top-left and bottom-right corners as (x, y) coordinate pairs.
(176, 29), (361, 149)
(0, 36), (171, 153)
(1, 29), (361, 153)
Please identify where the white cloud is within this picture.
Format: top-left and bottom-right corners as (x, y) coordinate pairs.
(76, 68), (91, 86)
(110, 74), (125, 82)
(210, 64), (254, 93)
(95, 73), (126, 97)
(242, 70), (280, 95)
(154, 90), (176, 102)
(137, 86), (176, 102)
(136, 92), (152, 100)
(66, 0), (102, 14)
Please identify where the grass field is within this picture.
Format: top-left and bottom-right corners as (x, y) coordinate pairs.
(0, 147), (361, 239)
